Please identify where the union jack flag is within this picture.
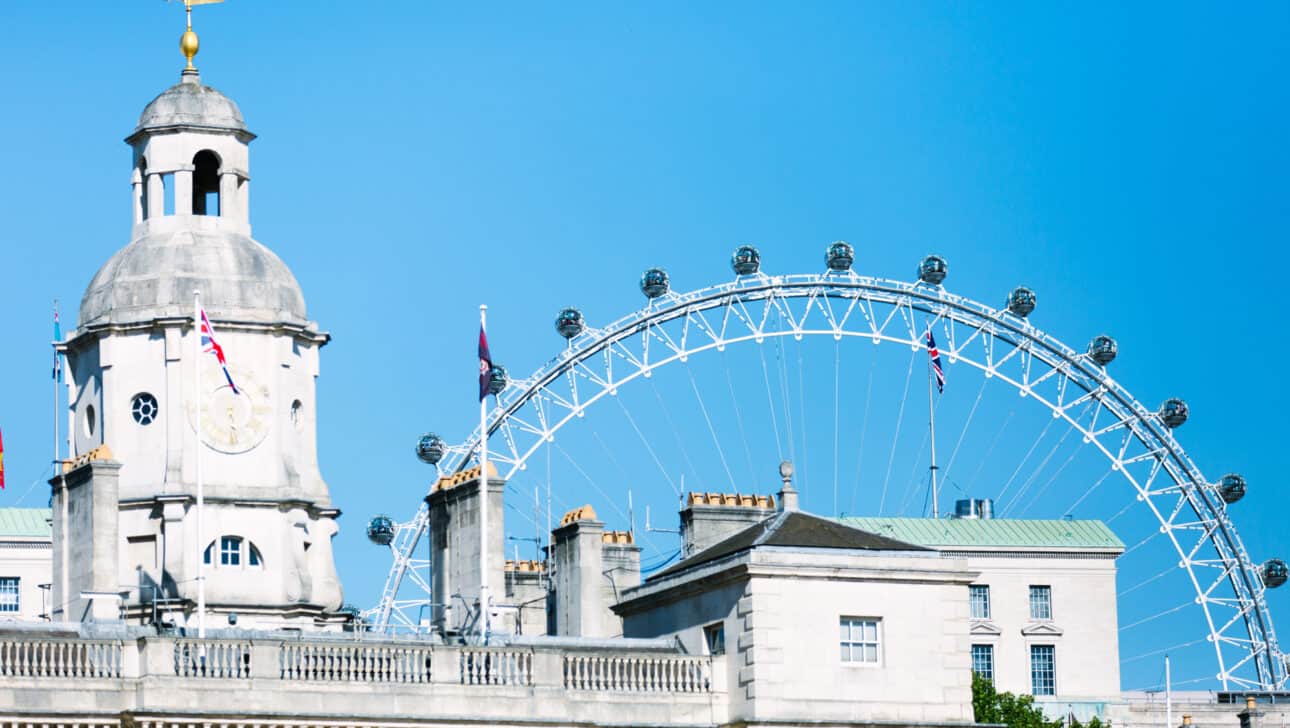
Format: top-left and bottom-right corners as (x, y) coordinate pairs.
(926, 327), (945, 394)
(200, 309), (238, 394)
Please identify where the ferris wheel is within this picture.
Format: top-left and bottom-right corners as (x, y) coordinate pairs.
(362, 243), (1287, 691)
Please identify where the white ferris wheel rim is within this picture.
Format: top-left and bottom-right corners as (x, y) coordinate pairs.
(368, 268), (1284, 691)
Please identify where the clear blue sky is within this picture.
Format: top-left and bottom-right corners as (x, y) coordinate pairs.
(1, 2), (1286, 691)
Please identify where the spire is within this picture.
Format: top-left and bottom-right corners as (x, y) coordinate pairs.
(178, 0), (225, 78)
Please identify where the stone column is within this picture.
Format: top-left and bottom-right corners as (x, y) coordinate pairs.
(220, 171), (239, 220)
(173, 166), (194, 215)
(146, 173), (164, 219)
(131, 168), (144, 223)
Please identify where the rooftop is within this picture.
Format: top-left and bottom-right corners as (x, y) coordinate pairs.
(652, 510), (927, 580)
(837, 516), (1124, 551)
(0, 508), (52, 539)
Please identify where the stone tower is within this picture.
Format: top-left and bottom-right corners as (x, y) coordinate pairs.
(51, 61), (344, 629)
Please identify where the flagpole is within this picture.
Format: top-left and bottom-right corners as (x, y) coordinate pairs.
(928, 336), (940, 520)
(478, 304), (490, 643)
(194, 290), (206, 640)
(53, 300), (60, 475)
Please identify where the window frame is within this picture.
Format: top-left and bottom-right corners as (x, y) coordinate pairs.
(969, 584), (991, 620)
(839, 616), (882, 667)
(0, 577), (19, 613)
(1029, 585), (1053, 621)
(1029, 644), (1056, 696)
(971, 643), (995, 682)
(703, 622), (726, 656)
(202, 536), (264, 570)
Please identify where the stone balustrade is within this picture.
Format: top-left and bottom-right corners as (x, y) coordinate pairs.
(563, 652), (711, 693)
(0, 626), (726, 728)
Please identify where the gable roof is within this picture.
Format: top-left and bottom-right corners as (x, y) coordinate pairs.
(838, 516), (1123, 551)
(650, 510), (927, 581)
(0, 509), (52, 538)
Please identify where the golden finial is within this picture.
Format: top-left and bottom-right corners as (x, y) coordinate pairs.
(176, 0), (225, 73)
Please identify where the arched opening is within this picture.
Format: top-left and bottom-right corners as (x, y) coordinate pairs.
(137, 158), (149, 220)
(202, 535), (264, 568)
(192, 150), (221, 216)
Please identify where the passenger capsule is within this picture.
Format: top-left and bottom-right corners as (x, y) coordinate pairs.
(1006, 287), (1036, 317)
(918, 255), (948, 285)
(556, 307), (585, 339)
(488, 364), (508, 395)
(731, 245), (761, 275)
(825, 241), (854, 272)
(367, 515), (395, 546)
(1158, 398), (1189, 429)
(1219, 473), (1246, 505)
(1263, 559), (1288, 589)
(415, 432), (446, 465)
(1088, 335), (1118, 366)
(640, 268), (670, 298)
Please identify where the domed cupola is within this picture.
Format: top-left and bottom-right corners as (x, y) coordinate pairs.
(81, 19), (313, 329)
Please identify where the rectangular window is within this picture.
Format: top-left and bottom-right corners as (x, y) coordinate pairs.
(840, 617), (881, 664)
(1029, 585), (1052, 620)
(704, 622), (726, 656)
(220, 536), (241, 566)
(0, 577), (18, 613)
(970, 584), (991, 619)
(971, 644), (995, 682)
(1030, 645), (1056, 695)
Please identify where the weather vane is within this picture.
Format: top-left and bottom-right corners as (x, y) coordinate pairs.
(172, 0), (225, 72)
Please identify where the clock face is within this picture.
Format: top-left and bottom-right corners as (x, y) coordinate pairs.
(188, 365), (272, 454)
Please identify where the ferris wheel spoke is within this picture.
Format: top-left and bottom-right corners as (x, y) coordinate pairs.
(938, 376), (988, 489)
(612, 396), (681, 498)
(684, 363), (737, 491)
(878, 348), (917, 515)
(847, 354), (877, 517)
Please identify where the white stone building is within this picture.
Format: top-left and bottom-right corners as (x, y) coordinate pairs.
(0, 509), (53, 622)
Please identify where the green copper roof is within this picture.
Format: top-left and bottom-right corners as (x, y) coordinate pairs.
(0, 508), (52, 538)
(837, 517), (1123, 551)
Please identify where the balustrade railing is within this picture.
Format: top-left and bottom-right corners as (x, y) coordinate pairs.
(460, 647), (533, 686)
(563, 653), (711, 693)
(280, 642), (433, 683)
(173, 639), (251, 678)
(0, 638), (122, 678)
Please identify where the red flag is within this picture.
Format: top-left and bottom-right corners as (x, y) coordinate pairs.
(0, 427), (6, 489)
(478, 327), (493, 401)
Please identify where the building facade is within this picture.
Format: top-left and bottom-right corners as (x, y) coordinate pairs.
(0, 509), (53, 622)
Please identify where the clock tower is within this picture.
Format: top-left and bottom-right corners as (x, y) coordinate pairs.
(51, 46), (345, 628)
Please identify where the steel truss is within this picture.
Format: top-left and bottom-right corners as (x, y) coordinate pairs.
(366, 270), (1284, 690)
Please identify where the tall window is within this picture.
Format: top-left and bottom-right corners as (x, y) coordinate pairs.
(1030, 645), (1056, 695)
(0, 577), (18, 613)
(840, 617), (881, 664)
(1029, 585), (1053, 620)
(970, 585), (991, 619)
(971, 644), (994, 682)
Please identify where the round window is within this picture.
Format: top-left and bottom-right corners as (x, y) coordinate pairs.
(131, 393), (159, 426)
